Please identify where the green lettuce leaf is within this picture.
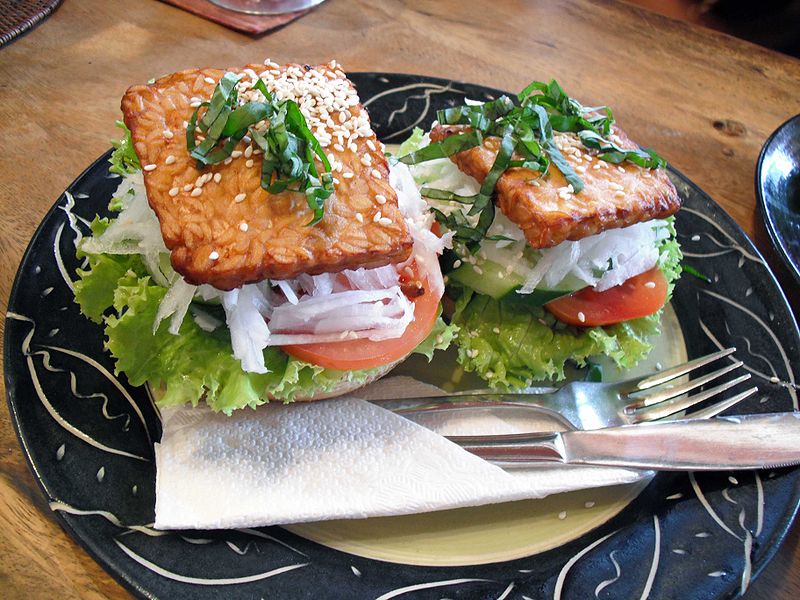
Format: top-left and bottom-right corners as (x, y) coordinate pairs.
(397, 127), (426, 156)
(412, 308), (460, 361)
(109, 121), (141, 176)
(450, 290), (661, 388)
(450, 224), (683, 388)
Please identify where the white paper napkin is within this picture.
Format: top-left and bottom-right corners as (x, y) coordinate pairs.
(154, 377), (647, 530)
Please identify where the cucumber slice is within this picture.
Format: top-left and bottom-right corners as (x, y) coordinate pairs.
(449, 260), (524, 299)
(450, 258), (583, 306)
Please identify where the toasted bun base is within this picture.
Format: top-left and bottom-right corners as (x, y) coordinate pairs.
(284, 359), (402, 402)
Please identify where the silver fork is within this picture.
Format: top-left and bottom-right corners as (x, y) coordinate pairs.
(387, 348), (758, 433)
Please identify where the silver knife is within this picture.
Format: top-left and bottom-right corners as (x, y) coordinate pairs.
(407, 412), (800, 470)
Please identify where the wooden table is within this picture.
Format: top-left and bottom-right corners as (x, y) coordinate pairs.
(1, 0), (798, 597)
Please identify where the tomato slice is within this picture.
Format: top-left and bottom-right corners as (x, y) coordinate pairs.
(280, 265), (440, 371)
(544, 268), (668, 327)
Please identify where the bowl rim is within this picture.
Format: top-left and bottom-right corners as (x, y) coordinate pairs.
(755, 112), (800, 286)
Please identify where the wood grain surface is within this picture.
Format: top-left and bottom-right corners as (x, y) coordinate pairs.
(1, 0), (799, 598)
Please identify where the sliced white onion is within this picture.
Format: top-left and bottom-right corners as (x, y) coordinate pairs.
(518, 220), (670, 293)
(222, 285), (272, 374)
(390, 161), (452, 298)
(275, 279), (300, 305)
(268, 285), (414, 343)
(82, 172), (169, 257)
(191, 306), (222, 332)
(154, 278), (198, 335)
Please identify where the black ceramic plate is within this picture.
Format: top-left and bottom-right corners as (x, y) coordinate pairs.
(5, 73), (800, 600)
(757, 113), (800, 286)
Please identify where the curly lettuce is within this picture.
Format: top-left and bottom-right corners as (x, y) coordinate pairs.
(109, 121), (141, 175)
(450, 230), (682, 388)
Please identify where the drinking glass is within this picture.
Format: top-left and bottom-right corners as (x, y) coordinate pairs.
(209, 0), (325, 15)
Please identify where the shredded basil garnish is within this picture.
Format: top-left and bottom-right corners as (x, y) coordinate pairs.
(400, 79), (667, 248)
(681, 264), (712, 283)
(186, 73), (334, 226)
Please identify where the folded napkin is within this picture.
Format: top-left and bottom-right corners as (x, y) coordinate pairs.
(159, 0), (310, 35)
(154, 377), (647, 529)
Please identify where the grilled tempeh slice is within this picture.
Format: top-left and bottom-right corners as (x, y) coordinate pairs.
(430, 124), (680, 248)
(122, 61), (412, 291)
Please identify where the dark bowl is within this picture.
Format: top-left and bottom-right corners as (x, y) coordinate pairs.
(756, 113), (800, 286)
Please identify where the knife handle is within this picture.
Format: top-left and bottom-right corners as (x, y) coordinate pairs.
(451, 432), (566, 464)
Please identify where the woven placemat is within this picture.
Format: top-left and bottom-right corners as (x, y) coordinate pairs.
(0, 0), (63, 48)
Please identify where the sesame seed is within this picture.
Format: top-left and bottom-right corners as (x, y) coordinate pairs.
(239, 222), (249, 232)
(366, 139), (376, 151)
(143, 164), (157, 172)
(644, 281), (656, 288)
(208, 251), (219, 260)
(338, 112), (347, 123)
(204, 76), (216, 85)
(231, 150), (243, 158)
(183, 183), (193, 191)
(213, 173), (222, 183)
(473, 266), (483, 275)
(168, 187), (179, 197)
(163, 129), (174, 139)
(342, 172), (354, 179)
(355, 213), (364, 223)
(453, 259), (462, 268)
(375, 194), (386, 204)
(190, 188), (203, 197)
(244, 145), (253, 158)
(378, 217), (393, 226)
(617, 166), (626, 173)
(245, 159), (254, 168)
(165, 155), (176, 165)
(360, 155), (372, 166)
(234, 193), (247, 203)
(373, 211), (382, 222)
(333, 143), (344, 152)
(349, 143), (358, 153)
(224, 158), (232, 165)
(614, 191), (626, 198)
(578, 311), (586, 323)
(190, 101), (201, 108)
(371, 169), (382, 179)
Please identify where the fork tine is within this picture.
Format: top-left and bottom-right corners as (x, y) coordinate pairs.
(625, 360), (744, 410)
(688, 386), (759, 419)
(633, 347), (737, 391)
(629, 372), (751, 423)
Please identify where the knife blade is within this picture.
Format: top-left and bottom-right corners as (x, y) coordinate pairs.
(427, 412), (800, 470)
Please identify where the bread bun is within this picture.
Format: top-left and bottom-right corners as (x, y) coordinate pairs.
(286, 360), (402, 402)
